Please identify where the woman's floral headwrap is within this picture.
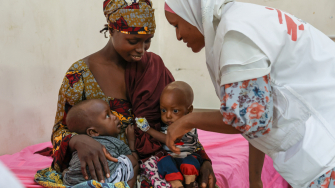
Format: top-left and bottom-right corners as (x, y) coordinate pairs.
(103, 0), (156, 34)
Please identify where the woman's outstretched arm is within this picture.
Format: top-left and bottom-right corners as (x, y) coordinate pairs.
(166, 110), (240, 153)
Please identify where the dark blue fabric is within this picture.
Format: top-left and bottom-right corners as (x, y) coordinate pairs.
(157, 154), (203, 180)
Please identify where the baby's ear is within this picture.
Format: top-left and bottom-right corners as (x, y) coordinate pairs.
(86, 127), (100, 137)
(188, 105), (193, 113)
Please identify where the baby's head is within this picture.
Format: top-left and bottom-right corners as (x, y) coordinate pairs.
(66, 99), (122, 137)
(160, 81), (194, 125)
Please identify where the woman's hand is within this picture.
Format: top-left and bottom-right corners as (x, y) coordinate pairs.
(199, 161), (217, 188)
(167, 111), (240, 154)
(69, 135), (112, 183)
(166, 116), (192, 154)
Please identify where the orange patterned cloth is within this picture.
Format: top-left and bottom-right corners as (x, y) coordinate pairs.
(103, 0), (156, 34)
(220, 74), (273, 139)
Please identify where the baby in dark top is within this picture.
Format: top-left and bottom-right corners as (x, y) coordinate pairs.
(63, 99), (138, 187)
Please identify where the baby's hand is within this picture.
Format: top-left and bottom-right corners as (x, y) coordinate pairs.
(135, 117), (150, 132)
(126, 124), (135, 142)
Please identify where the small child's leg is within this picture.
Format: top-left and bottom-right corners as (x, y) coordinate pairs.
(158, 155), (184, 187)
(127, 155), (138, 188)
(140, 156), (171, 188)
(180, 154), (202, 185)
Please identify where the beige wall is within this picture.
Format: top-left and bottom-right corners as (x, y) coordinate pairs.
(0, 0), (334, 155)
(0, 0), (107, 155)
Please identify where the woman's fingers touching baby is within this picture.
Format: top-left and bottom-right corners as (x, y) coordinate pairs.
(74, 135), (110, 182)
(166, 133), (181, 154)
(166, 118), (192, 154)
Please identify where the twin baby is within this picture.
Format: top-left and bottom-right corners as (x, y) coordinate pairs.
(63, 81), (203, 188)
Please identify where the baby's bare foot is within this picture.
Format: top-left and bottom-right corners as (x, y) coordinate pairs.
(170, 180), (183, 188)
(185, 181), (198, 188)
(184, 175), (196, 184)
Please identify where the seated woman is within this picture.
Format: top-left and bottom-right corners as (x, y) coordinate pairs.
(35, 0), (215, 187)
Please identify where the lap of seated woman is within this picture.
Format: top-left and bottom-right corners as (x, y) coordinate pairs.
(62, 99), (138, 187)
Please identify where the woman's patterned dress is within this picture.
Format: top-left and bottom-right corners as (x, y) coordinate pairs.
(35, 60), (210, 188)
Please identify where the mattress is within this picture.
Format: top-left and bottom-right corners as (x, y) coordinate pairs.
(0, 131), (290, 188)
